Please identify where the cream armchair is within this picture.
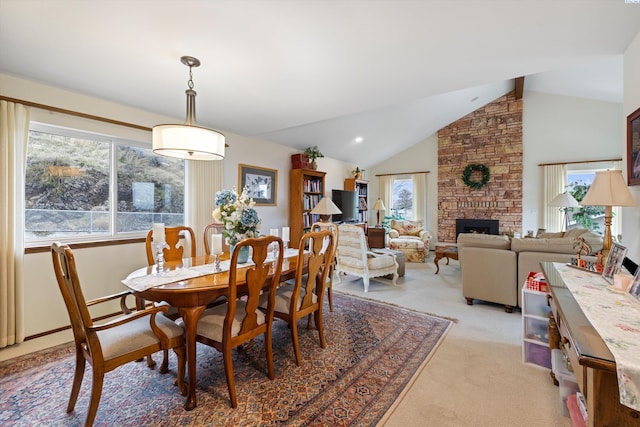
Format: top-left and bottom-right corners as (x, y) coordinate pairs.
(387, 219), (432, 262)
(335, 224), (398, 292)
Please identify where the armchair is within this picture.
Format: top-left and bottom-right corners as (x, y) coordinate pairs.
(335, 224), (398, 292)
(387, 219), (432, 262)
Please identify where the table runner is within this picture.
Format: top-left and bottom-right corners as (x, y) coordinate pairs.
(554, 262), (640, 410)
(122, 248), (300, 292)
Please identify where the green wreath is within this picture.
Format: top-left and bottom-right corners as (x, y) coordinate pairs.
(461, 164), (490, 189)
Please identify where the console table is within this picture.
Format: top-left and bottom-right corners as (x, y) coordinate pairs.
(541, 262), (640, 426)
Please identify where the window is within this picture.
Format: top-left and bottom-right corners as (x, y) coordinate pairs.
(391, 177), (413, 220)
(566, 170), (602, 232)
(25, 123), (185, 243)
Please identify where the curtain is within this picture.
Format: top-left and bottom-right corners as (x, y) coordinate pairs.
(543, 164), (566, 233)
(412, 173), (427, 224)
(186, 160), (223, 256)
(0, 101), (29, 348)
(378, 175), (393, 221)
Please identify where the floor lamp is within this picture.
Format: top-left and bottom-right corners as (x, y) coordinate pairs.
(580, 170), (636, 259)
(548, 192), (580, 231)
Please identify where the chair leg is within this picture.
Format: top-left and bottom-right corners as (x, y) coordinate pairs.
(67, 352), (86, 413)
(291, 319), (301, 366)
(146, 354), (157, 369)
(265, 328), (274, 380)
(314, 309), (326, 349)
(327, 284), (333, 312)
(223, 347), (237, 408)
(174, 345), (187, 396)
(85, 367), (105, 427)
(363, 277), (370, 292)
(159, 349), (169, 374)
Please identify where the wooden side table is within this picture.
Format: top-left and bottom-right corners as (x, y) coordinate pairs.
(434, 245), (458, 274)
(367, 227), (386, 249)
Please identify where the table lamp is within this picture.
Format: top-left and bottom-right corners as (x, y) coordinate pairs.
(580, 170), (636, 258)
(373, 198), (386, 226)
(310, 197), (342, 222)
(548, 192), (580, 231)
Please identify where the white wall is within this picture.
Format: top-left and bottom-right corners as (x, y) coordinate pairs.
(1, 73), (351, 337)
(623, 32), (640, 262)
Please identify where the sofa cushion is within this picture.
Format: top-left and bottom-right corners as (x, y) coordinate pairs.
(457, 233), (511, 250)
(537, 231), (564, 239)
(390, 220), (423, 236)
(562, 228), (589, 239)
(511, 231), (603, 255)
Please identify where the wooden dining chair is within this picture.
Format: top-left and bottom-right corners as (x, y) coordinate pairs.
(145, 225), (196, 266)
(189, 235), (284, 408)
(51, 242), (186, 427)
(259, 229), (334, 366)
(311, 222), (339, 312)
(203, 222), (230, 255)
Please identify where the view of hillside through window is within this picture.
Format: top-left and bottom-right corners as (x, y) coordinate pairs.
(566, 171), (604, 233)
(392, 178), (413, 220)
(25, 125), (185, 241)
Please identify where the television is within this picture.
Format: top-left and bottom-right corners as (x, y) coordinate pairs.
(331, 189), (358, 223)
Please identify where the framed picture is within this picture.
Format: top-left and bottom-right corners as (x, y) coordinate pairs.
(629, 268), (640, 302)
(602, 242), (627, 284)
(627, 106), (640, 186)
(238, 164), (277, 206)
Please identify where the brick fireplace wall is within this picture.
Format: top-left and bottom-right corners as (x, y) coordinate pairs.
(437, 91), (523, 243)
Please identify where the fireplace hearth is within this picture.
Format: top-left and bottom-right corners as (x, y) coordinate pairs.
(456, 219), (499, 238)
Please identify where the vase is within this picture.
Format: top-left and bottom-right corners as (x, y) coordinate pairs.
(311, 159), (317, 170)
(231, 244), (250, 264)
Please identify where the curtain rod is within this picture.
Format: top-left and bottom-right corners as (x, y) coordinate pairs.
(375, 171), (430, 177)
(538, 157), (622, 167)
(0, 95), (151, 132)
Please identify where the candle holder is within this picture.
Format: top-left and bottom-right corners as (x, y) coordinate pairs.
(155, 243), (166, 272)
(213, 253), (222, 272)
(283, 240), (289, 251)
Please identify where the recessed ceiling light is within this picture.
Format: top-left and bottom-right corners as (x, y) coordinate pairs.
(355, 137), (364, 143)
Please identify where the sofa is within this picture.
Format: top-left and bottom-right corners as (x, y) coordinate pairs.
(457, 229), (603, 312)
(387, 219), (432, 263)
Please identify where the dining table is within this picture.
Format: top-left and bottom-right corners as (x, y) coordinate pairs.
(121, 248), (305, 411)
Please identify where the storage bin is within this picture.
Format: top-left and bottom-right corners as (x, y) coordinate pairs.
(552, 349), (580, 417)
(524, 341), (551, 369)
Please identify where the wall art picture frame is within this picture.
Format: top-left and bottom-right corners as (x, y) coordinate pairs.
(627, 106), (640, 186)
(238, 164), (277, 206)
(602, 242), (628, 285)
(629, 267), (640, 302)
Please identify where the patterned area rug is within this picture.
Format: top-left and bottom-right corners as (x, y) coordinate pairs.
(0, 294), (452, 426)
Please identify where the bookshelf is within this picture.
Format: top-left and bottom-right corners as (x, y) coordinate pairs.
(289, 168), (326, 248)
(344, 178), (369, 227)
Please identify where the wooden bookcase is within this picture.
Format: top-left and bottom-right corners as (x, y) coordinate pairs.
(289, 168), (326, 248)
(344, 178), (369, 227)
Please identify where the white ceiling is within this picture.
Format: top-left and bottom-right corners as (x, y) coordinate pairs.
(1, 0), (639, 168)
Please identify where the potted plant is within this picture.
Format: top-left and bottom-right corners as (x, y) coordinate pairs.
(303, 146), (324, 170)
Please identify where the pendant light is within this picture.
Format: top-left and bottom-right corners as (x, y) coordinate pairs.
(152, 56), (225, 160)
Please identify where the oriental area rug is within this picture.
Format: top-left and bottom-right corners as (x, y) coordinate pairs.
(0, 294), (452, 426)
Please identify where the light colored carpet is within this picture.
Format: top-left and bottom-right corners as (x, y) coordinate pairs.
(334, 256), (571, 427)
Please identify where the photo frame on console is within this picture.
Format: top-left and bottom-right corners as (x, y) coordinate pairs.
(602, 242), (627, 284)
(238, 164), (278, 206)
(629, 268), (640, 302)
(627, 106), (640, 186)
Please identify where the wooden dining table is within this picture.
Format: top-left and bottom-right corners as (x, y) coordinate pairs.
(123, 251), (304, 411)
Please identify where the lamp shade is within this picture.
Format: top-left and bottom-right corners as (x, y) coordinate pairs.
(373, 198), (386, 211)
(580, 170), (636, 207)
(152, 124), (225, 160)
(310, 197), (342, 215)
(548, 192), (580, 208)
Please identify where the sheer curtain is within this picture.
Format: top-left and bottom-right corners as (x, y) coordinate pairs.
(612, 160), (623, 240)
(543, 164), (566, 233)
(412, 173), (427, 223)
(0, 101), (29, 348)
(186, 160), (223, 256)
(378, 175), (393, 221)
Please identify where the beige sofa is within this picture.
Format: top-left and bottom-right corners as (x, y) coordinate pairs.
(457, 229), (603, 312)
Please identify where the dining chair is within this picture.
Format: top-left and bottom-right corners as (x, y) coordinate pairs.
(188, 235), (284, 408)
(51, 242), (186, 427)
(311, 222), (338, 312)
(259, 229), (334, 366)
(203, 222), (230, 255)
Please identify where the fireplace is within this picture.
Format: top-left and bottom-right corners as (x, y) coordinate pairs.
(456, 219), (499, 238)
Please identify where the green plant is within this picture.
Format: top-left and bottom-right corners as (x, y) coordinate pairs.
(303, 146), (324, 161)
(567, 180), (605, 233)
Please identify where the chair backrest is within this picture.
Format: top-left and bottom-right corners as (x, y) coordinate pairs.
(226, 236), (284, 341)
(336, 224), (368, 270)
(51, 242), (93, 350)
(203, 223), (230, 255)
(311, 222), (338, 258)
(292, 229), (334, 313)
(145, 225), (196, 265)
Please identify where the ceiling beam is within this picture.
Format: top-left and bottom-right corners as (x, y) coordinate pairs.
(514, 76), (525, 100)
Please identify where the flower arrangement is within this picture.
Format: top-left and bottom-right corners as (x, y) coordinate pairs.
(351, 166), (365, 179)
(303, 145), (324, 161)
(212, 187), (262, 246)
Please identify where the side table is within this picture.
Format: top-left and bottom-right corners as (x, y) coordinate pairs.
(434, 245), (458, 274)
(367, 227), (386, 249)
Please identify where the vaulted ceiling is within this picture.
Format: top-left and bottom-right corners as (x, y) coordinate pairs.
(1, 1), (639, 167)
